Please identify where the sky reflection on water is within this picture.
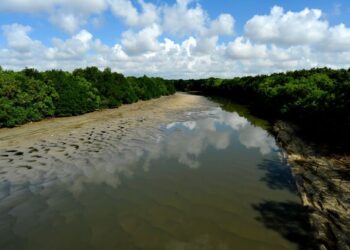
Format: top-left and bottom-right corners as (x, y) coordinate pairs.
(1, 107), (278, 196)
(0, 106), (300, 250)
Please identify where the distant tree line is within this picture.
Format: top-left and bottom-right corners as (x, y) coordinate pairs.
(1, 66), (349, 148)
(0, 67), (175, 127)
(175, 68), (350, 148)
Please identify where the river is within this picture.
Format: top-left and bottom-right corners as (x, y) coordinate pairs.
(0, 93), (311, 250)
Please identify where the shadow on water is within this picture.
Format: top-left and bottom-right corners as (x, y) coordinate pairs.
(254, 159), (317, 249)
(252, 201), (316, 250)
(258, 159), (298, 194)
(209, 96), (318, 249)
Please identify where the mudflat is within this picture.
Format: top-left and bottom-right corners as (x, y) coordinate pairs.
(0, 93), (214, 183)
(0, 92), (305, 250)
(0, 93), (210, 149)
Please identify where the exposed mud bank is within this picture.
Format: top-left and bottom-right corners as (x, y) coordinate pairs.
(0, 93), (214, 181)
(1, 93), (347, 249)
(273, 121), (350, 250)
(0, 93), (211, 149)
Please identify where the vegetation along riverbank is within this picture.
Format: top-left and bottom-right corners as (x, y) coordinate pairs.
(175, 67), (350, 152)
(0, 66), (175, 127)
(175, 68), (350, 250)
(1, 66), (350, 150)
(1, 66), (350, 249)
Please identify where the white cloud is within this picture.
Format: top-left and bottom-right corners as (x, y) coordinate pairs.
(50, 11), (86, 34)
(226, 37), (267, 59)
(243, 6), (350, 55)
(322, 24), (350, 52)
(0, 0), (108, 33)
(0, 0), (234, 38)
(47, 30), (93, 60)
(1, 3), (350, 78)
(0, 0), (107, 13)
(245, 6), (328, 45)
(191, 36), (218, 55)
(121, 24), (161, 56)
(2, 24), (43, 53)
(0, 0), (55, 12)
(108, 0), (159, 28)
(162, 0), (234, 37)
(0, 24), (46, 69)
(163, 0), (207, 36)
(207, 14), (235, 36)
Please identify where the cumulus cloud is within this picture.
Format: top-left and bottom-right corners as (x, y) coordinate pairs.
(226, 37), (267, 59)
(245, 6), (328, 45)
(322, 24), (350, 52)
(109, 0), (159, 28)
(121, 24), (162, 56)
(2, 24), (43, 53)
(0, 3), (350, 78)
(47, 30), (93, 60)
(207, 14), (235, 36)
(50, 11), (86, 34)
(191, 36), (218, 55)
(163, 0), (207, 36)
(0, 0), (107, 13)
(0, 0), (108, 33)
(163, 0), (234, 37)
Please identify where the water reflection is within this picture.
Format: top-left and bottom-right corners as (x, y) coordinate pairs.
(163, 108), (277, 162)
(0, 106), (301, 250)
(0, 107), (278, 197)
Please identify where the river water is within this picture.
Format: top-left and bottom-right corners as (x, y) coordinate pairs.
(0, 95), (311, 250)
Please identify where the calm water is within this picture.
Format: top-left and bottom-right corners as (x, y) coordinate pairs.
(0, 99), (312, 250)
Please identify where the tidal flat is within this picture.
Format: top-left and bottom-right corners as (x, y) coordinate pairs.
(0, 93), (311, 250)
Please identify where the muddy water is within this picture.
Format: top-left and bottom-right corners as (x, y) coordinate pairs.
(0, 94), (310, 250)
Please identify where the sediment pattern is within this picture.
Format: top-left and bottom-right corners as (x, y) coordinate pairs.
(0, 93), (214, 197)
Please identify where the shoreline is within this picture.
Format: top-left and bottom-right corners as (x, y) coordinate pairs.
(273, 121), (350, 250)
(0, 92), (214, 173)
(1, 93), (349, 249)
(0, 92), (216, 189)
(0, 93), (210, 149)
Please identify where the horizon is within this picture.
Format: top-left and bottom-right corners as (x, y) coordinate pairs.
(2, 65), (350, 80)
(1, 0), (350, 78)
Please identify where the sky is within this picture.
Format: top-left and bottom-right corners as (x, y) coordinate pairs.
(0, 0), (350, 79)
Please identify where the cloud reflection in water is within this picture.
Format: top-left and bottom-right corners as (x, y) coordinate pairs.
(0, 106), (287, 250)
(0, 108), (278, 198)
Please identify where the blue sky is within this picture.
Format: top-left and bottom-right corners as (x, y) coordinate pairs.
(0, 0), (350, 78)
(1, 0), (349, 45)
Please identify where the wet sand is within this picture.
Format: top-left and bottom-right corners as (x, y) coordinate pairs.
(0, 93), (214, 183)
(0, 93), (211, 149)
(0, 93), (304, 250)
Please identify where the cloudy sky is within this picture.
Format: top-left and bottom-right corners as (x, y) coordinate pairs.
(0, 0), (350, 78)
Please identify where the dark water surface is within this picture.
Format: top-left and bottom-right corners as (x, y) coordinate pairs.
(0, 98), (312, 250)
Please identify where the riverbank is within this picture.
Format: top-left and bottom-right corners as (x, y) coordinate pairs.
(0, 68), (176, 128)
(0, 93), (306, 250)
(273, 121), (350, 250)
(0, 93), (214, 180)
(0, 93), (210, 149)
(1, 93), (348, 249)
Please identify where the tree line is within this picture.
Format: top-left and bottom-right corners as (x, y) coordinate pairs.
(1, 66), (349, 148)
(174, 68), (350, 149)
(0, 67), (175, 127)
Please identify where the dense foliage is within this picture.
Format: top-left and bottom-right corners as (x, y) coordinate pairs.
(1, 65), (349, 148)
(0, 67), (175, 127)
(0, 70), (57, 127)
(175, 68), (350, 148)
